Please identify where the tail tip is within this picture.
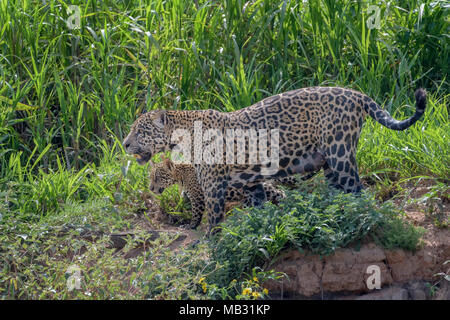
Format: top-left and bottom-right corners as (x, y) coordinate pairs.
(414, 88), (427, 110)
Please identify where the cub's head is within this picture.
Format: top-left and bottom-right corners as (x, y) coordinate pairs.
(149, 158), (176, 194)
(122, 110), (171, 165)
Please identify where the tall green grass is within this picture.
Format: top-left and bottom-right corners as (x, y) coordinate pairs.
(1, 0), (448, 171)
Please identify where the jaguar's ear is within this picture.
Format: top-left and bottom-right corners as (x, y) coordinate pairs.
(151, 110), (167, 129)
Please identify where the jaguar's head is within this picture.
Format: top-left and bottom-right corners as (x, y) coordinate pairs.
(148, 157), (176, 194)
(122, 110), (171, 165)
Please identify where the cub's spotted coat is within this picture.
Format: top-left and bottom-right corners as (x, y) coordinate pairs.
(123, 86), (427, 235)
(149, 157), (288, 228)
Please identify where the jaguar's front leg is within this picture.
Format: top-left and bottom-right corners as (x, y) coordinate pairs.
(195, 164), (230, 237)
(204, 180), (228, 237)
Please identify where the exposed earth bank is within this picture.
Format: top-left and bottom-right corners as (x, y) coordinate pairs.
(264, 208), (449, 300)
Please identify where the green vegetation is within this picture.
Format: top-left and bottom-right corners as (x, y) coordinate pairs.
(0, 0), (448, 299)
(0, 177), (424, 299)
(210, 177), (426, 288)
(0, 199), (213, 299)
(0, 0), (448, 175)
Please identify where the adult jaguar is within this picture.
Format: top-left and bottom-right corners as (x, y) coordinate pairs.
(123, 86), (427, 235)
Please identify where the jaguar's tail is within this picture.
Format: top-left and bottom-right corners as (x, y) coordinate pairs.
(365, 89), (427, 130)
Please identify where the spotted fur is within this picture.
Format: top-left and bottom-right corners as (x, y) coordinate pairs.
(123, 86), (427, 235)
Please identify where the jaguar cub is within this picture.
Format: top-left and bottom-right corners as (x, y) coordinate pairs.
(149, 157), (287, 229)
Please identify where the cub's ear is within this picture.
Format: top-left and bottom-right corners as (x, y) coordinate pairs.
(163, 157), (175, 171)
(151, 110), (167, 129)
